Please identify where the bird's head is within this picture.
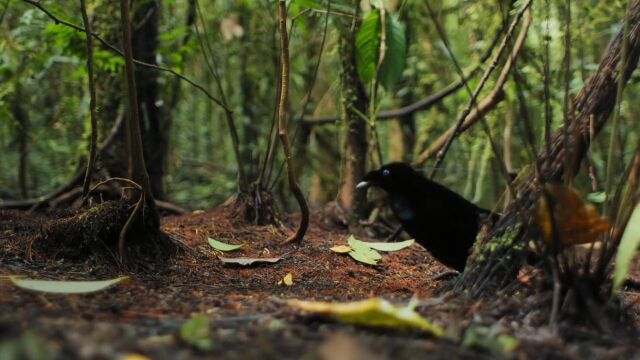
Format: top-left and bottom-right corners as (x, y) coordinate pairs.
(356, 162), (417, 193)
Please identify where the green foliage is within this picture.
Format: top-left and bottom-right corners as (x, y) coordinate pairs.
(1, 0), (637, 230)
(355, 9), (407, 90)
(293, 0), (355, 15)
(355, 9), (381, 85)
(179, 315), (213, 352)
(612, 202), (640, 294)
(378, 14), (406, 91)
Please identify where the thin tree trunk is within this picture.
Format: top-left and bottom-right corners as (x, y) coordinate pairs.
(337, 1), (369, 220)
(133, 0), (167, 200)
(11, 84), (29, 199)
(120, 0), (159, 225)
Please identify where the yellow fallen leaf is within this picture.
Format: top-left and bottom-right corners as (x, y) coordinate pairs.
(330, 245), (352, 253)
(121, 354), (151, 360)
(287, 298), (443, 336)
(283, 273), (293, 286)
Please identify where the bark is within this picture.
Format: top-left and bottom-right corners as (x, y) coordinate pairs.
(94, 0), (167, 200)
(10, 84), (29, 199)
(133, 0), (167, 200)
(94, 1), (127, 179)
(121, 0), (159, 229)
(337, 2), (369, 220)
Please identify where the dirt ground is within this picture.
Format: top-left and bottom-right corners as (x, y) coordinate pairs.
(1, 206), (639, 359)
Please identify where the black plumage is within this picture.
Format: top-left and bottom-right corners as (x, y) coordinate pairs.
(357, 162), (489, 272)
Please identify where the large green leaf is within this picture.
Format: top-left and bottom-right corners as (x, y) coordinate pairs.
(355, 9), (381, 84)
(355, 9), (407, 90)
(379, 14), (407, 90)
(613, 202), (640, 294)
(9, 276), (127, 294)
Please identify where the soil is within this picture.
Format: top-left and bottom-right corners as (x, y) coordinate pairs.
(1, 206), (639, 359)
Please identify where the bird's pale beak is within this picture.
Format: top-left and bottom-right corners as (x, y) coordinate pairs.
(356, 181), (371, 190)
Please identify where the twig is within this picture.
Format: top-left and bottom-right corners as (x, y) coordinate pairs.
(301, 23), (506, 125)
(412, 8), (532, 167)
(193, 0), (247, 191)
(79, 0), (99, 203)
(277, 0), (309, 244)
(267, 0), (332, 191)
(421, 0), (532, 175)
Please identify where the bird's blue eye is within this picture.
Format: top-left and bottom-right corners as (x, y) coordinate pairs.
(382, 169), (390, 177)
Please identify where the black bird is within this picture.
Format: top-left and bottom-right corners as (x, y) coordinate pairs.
(357, 162), (490, 272)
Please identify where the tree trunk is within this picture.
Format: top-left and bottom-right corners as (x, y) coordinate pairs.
(133, 0), (167, 200)
(94, 1), (127, 179)
(11, 84), (29, 199)
(458, 0), (640, 294)
(121, 0), (159, 229)
(337, 3), (369, 220)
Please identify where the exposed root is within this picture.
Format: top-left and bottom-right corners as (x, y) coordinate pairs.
(223, 187), (281, 227)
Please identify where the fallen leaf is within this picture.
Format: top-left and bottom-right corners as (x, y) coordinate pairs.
(179, 315), (213, 351)
(207, 237), (243, 251)
(347, 235), (382, 260)
(462, 324), (519, 355)
(348, 250), (378, 265)
(121, 354), (151, 360)
(218, 256), (281, 266)
(534, 183), (610, 247)
(330, 245), (352, 253)
(366, 239), (415, 252)
(9, 276), (127, 294)
(283, 273), (293, 286)
(287, 298), (443, 336)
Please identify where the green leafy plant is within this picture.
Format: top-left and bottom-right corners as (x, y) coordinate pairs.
(355, 9), (406, 90)
(612, 202), (640, 294)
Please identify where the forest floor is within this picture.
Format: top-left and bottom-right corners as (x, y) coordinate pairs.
(1, 205), (640, 359)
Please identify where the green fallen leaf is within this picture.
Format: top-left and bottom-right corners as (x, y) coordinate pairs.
(366, 239), (415, 252)
(207, 237), (243, 252)
(287, 298), (443, 336)
(348, 250), (379, 265)
(179, 315), (213, 352)
(613, 202), (640, 294)
(9, 276), (127, 294)
(348, 235), (382, 260)
(462, 325), (519, 355)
